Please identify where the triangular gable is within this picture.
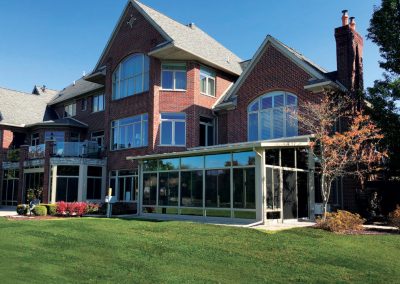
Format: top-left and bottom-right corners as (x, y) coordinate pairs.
(92, 0), (171, 72)
(215, 35), (328, 108)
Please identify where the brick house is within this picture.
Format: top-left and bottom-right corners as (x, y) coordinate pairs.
(0, 1), (363, 224)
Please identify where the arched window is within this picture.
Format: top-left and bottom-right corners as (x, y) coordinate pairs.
(248, 91), (298, 141)
(112, 54), (150, 100)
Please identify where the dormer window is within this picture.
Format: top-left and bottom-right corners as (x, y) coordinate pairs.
(112, 54), (150, 100)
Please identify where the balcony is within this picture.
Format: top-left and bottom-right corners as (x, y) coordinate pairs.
(29, 144), (46, 159)
(52, 141), (101, 158)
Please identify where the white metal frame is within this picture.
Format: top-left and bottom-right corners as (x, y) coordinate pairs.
(112, 54), (149, 100)
(200, 66), (216, 97)
(160, 62), (187, 91)
(248, 91), (298, 141)
(159, 113), (186, 146)
(110, 113), (148, 150)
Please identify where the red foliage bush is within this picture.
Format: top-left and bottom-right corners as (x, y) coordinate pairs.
(56, 201), (88, 216)
(56, 201), (68, 215)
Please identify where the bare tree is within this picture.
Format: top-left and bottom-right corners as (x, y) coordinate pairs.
(296, 92), (386, 218)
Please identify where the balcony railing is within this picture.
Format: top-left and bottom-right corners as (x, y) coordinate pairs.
(52, 141), (100, 158)
(29, 144), (46, 159)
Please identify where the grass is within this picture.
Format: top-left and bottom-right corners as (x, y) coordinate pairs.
(0, 217), (399, 283)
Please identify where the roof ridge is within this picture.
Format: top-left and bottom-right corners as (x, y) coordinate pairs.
(34, 84), (59, 92)
(132, 0), (193, 31)
(0, 86), (32, 95)
(270, 35), (328, 73)
(135, 0), (241, 61)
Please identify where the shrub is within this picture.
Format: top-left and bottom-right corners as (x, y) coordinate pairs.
(316, 210), (365, 233)
(16, 204), (28, 215)
(388, 205), (400, 229)
(33, 205), (47, 216)
(75, 202), (87, 216)
(86, 203), (101, 214)
(56, 201), (68, 215)
(42, 204), (57, 216)
(56, 201), (88, 216)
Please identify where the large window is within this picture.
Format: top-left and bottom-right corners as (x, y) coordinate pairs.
(160, 113), (186, 146)
(92, 93), (104, 112)
(248, 91), (298, 141)
(200, 67), (216, 97)
(1, 170), (19, 206)
(161, 63), (186, 90)
(142, 151), (256, 219)
(111, 114), (148, 150)
(112, 54), (150, 100)
(109, 170), (138, 202)
(64, 102), (76, 117)
(86, 166), (103, 200)
(56, 166), (79, 202)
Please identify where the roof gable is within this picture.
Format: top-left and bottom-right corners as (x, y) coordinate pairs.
(0, 87), (56, 127)
(92, 0), (242, 75)
(215, 35), (329, 108)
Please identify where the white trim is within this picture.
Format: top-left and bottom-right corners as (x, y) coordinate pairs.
(159, 112), (186, 146)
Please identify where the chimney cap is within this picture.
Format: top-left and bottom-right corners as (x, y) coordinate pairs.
(342, 9), (348, 14)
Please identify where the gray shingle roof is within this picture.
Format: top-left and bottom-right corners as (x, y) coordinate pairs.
(0, 87), (56, 127)
(49, 78), (103, 105)
(26, 117), (88, 128)
(133, 0), (243, 75)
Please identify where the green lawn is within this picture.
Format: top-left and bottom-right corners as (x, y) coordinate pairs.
(0, 218), (399, 283)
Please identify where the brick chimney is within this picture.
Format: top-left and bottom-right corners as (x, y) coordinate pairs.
(335, 10), (363, 92)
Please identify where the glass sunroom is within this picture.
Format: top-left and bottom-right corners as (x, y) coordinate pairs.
(127, 135), (315, 224)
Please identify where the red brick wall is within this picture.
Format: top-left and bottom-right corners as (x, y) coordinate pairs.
(98, 3), (236, 171)
(335, 25), (364, 91)
(53, 92), (106, 140)
(2, 130), (14, 149)
(222, 44), (318, 143)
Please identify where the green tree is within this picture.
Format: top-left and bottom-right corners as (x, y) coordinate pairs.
(367, 0), (400, 177)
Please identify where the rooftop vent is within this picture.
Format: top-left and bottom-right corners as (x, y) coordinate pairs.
(187, 22), (195, 29)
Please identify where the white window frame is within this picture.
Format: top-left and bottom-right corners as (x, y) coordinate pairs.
(112, 54), (150, 100)
(31, 133), (39, 146)
(200, 66), (216, 97)
(161, 62), (187, 91)
(64, 102), (76, 117)
(111, 114), (148, 150)
(247, 91), (298, 141)
(160, 113), (186, 146)
(92, 93), (105, 113)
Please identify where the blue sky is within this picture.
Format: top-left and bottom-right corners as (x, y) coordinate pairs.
(0, 0), (383, 93)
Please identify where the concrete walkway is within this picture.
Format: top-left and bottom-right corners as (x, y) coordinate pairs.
(254, 221), (316, 231)
(0, 206), (17, 217)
